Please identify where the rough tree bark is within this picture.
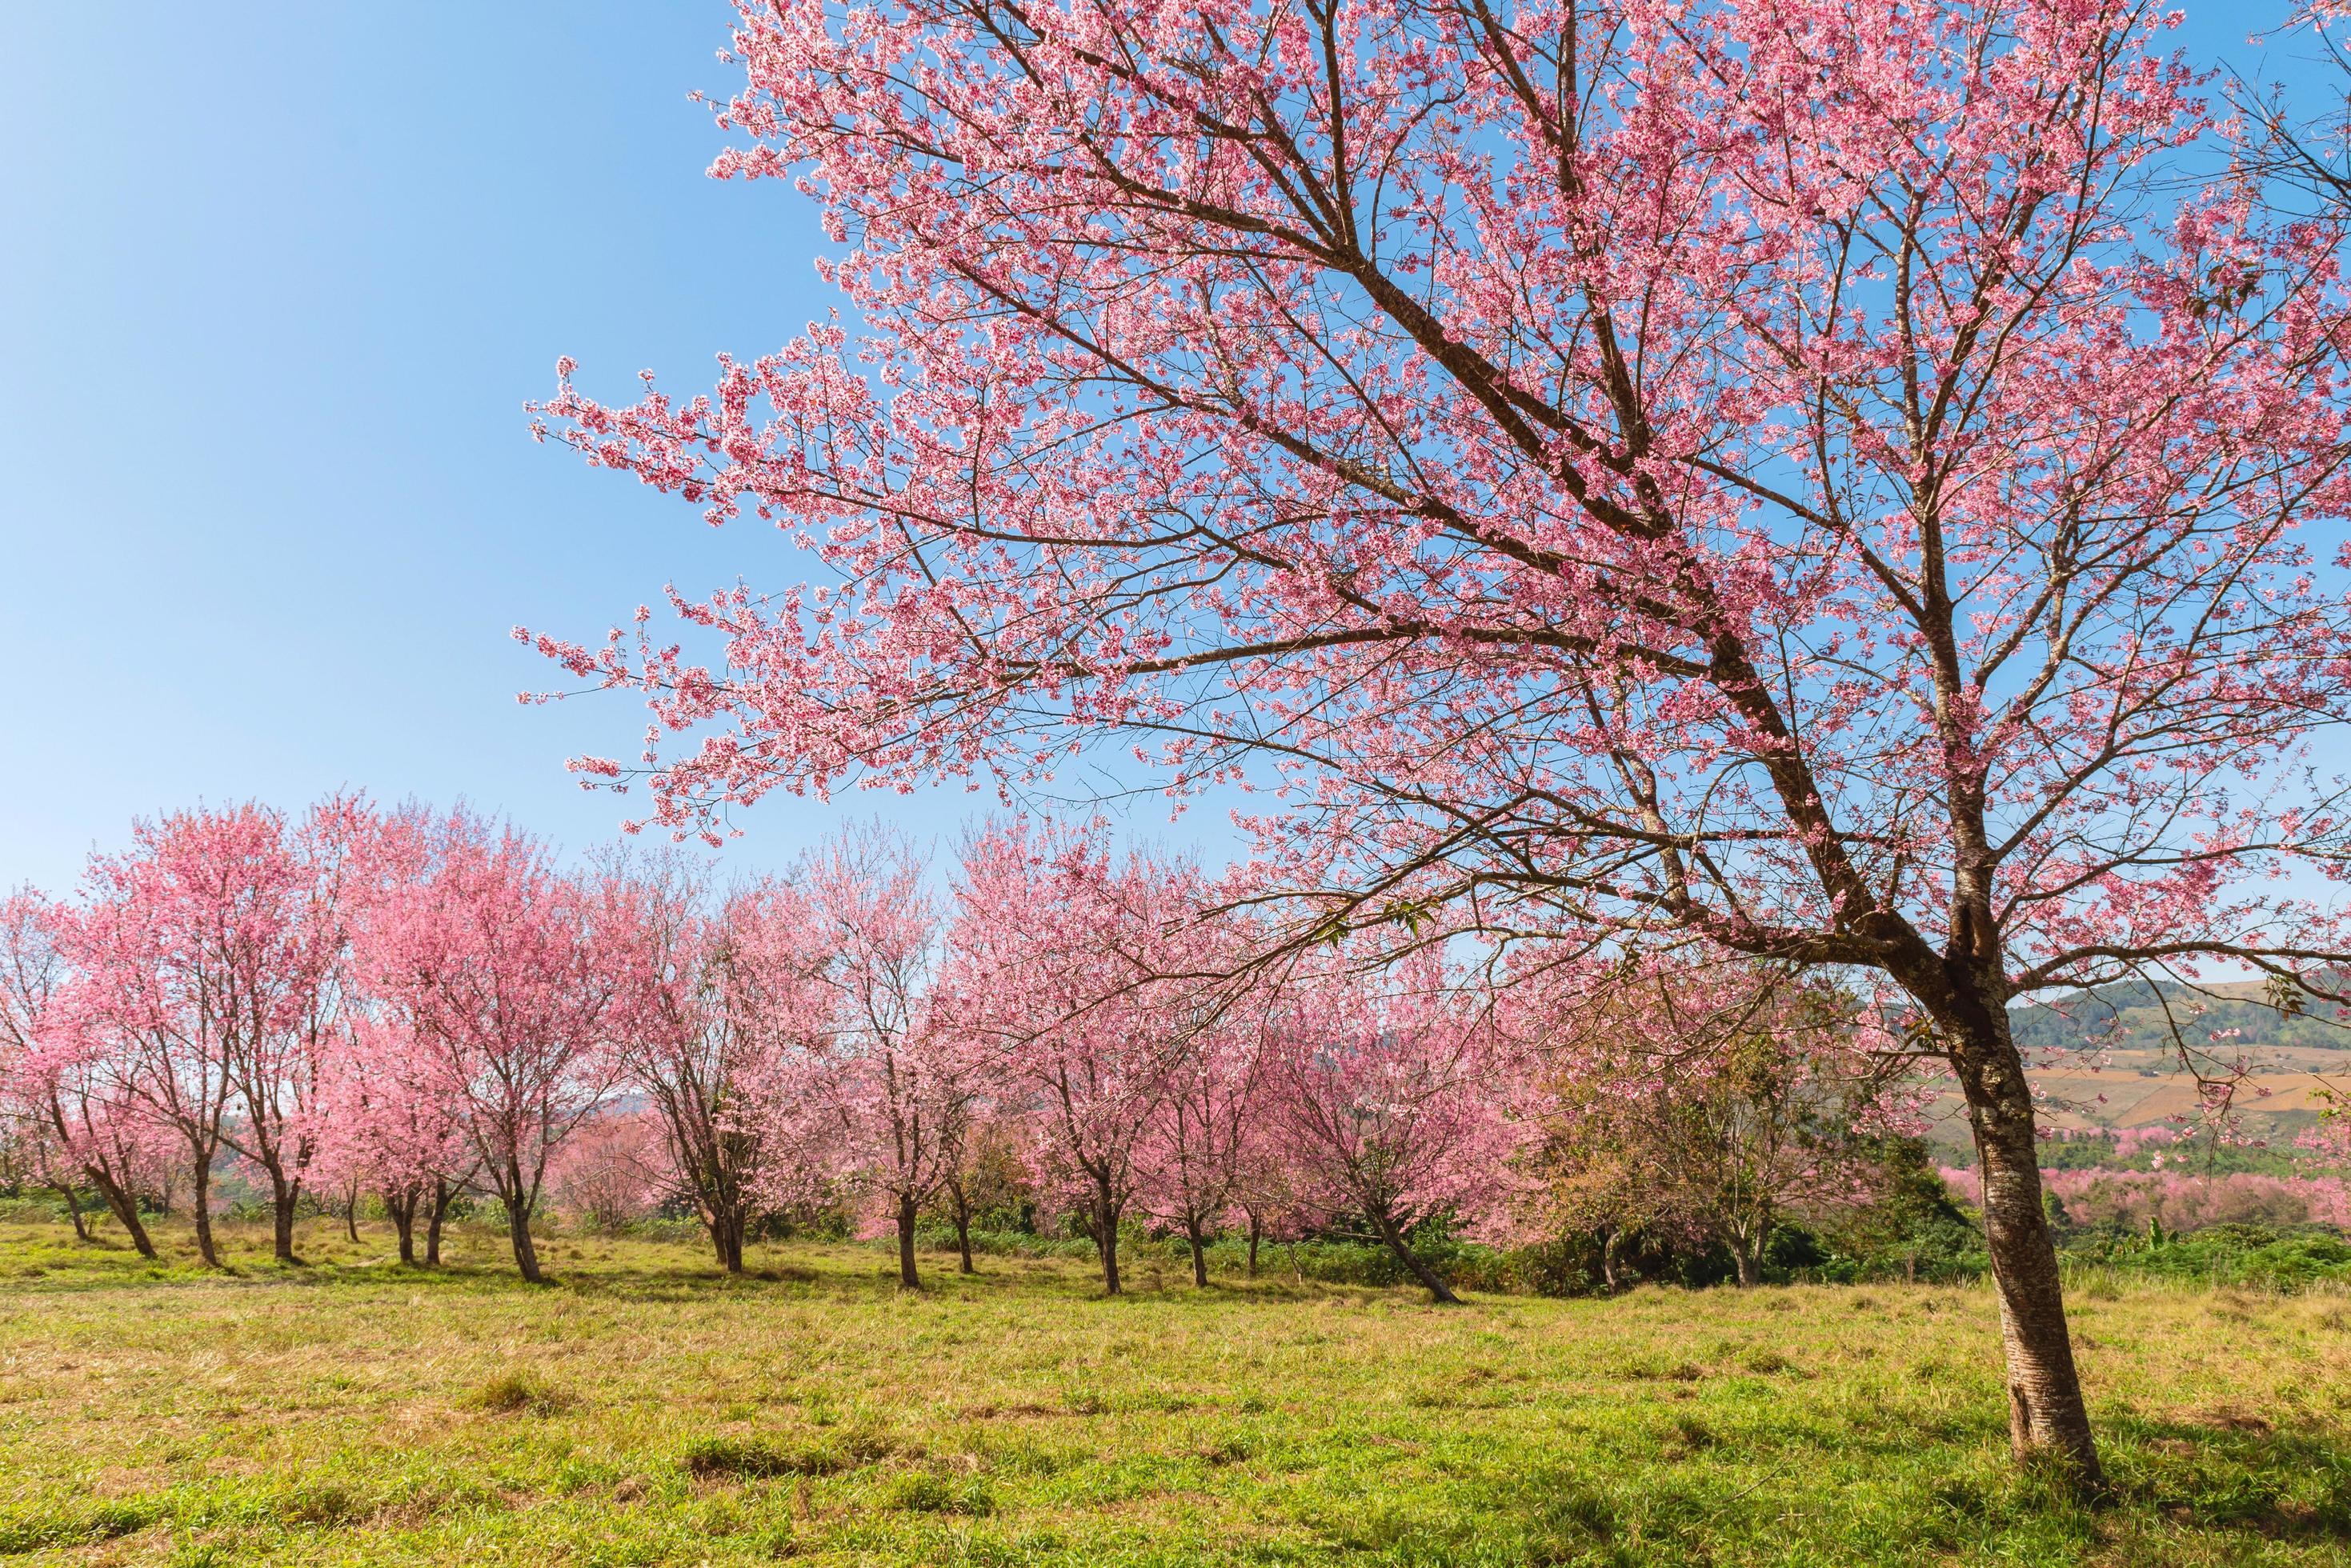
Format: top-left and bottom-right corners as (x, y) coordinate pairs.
(188, 1157), (219, 1269)
(710, 1206), (747, 1274)
(266, 1170), (302, 1265)
(88, 1172), (155, 1258)
(503, 1192), (543, 1284)
(1955, 1010), (2099, 1475)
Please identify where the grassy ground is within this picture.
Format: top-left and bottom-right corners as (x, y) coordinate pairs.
(0, 1218), (2347, 1565)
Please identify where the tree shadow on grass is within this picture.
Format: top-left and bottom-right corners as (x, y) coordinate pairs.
(2102, 1413), (2351, 1542)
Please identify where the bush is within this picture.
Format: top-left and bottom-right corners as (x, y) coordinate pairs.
(462, 1370), (571, 1415)
(2069, 1222), (2351, 1290)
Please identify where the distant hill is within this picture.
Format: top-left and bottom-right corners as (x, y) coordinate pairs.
(1895, 978), (2351, 1150)
(2009, 978), (2351, 1058)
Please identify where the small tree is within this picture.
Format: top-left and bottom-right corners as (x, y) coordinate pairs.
(1537, 970), (1898, 1287)
(310, 1018), (474, 1266)
(1264, 953), (1525, 1304)
(947, 822), (1201, 1295)
(622, 864), (834, 1273)
(358, 809), (628, 1282)
(807, 824), (979, 1290)
(0, 890), (162, 1257)
(67, 805), (322, 1266)
(1138, 996), (1267, 1288)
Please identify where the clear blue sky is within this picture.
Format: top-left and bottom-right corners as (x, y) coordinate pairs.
(0, 1), (2310, 894)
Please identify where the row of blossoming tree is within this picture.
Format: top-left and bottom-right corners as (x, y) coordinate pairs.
(0, 798), (1908, 1300)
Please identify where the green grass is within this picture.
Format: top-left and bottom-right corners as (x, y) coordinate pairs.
(0, 1218), (2347, 1564)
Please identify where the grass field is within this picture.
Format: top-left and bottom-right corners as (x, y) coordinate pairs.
(2, 1218), (2349, 1565)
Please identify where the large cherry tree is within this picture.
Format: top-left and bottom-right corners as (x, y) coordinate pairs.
(534, 0), (2351, 1476)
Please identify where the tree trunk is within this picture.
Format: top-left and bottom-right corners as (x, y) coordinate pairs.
(1246, 1211), (1261, 1278)
(425, 1179), (451, 1266)
(190, 1154), (219, 1269)
(951, 1186), (975, 1274)
(1600, 1226), (1624, 1293)
(89, 1170), (156, 1258)
(1372, 1207), (1458, 1304)
(1094, 1182), (1122, 1296)
(1185, 1217), (1209, 1287)
(1951, 1003), (2102, 1482)
(1732, 1233), (1762, 1289)
(503, 1192), (543, 1283)
(269, 1170), (302, 1265)
(387, 1188), (418, 1266)
(710, 1207), (746, 1274)
(895, 1191), (921, 1290)
(343, 1181), (360, 1243)
(55, 1182), (88, 1242)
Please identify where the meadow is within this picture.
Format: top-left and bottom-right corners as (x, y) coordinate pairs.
(0, 1218), (2346, 1566)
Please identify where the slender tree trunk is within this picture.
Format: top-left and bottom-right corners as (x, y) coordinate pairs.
(1246, 1211), (1261, 1278)
(425, 1178), (451, 1266)
(1944, 992), (2101, 1482)
(1600, 1226), (1624, 1293)
(1094, 1181), (1122, 1296)
(1372, 1207), (1458, 1305)
(951, 1186), (975, 1274)
(343, 1181), (360, 1243)
(89, 1170), (156, 1258)
(55, 1182), (88, 1242)
(189, 1154), (219, 1269)
(268, 1169), (302, 1265)
(386, 1188), (418, 1266)
(1185, 1217), (1209, 1287)
(895, 1190), (920, 1290)
(503, 1191), (543, 1284)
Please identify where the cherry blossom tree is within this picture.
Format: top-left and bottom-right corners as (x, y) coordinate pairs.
(531, 0), (2351, 1476)
(1136, 978), (1270, 1288)
(310, 1017), (474, 1266)
(358, 809), (629, 1282)
(624, 861), (839, 1273)
(805, 824), (980, 1290)
(947, 822), (1203, 1295)
(216, 796), (375, 1264)
(549, 1109), (666, 1234)
(0, 891), (162, 1257)
(1264, 952), (1526, 1304)
(66, 805), (326, 1267)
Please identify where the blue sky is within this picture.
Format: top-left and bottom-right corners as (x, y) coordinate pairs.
(0, 1), (964, 892)
(0, 1), (2315, 894)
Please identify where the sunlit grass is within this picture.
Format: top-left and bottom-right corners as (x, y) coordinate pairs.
(0, 1216), (2346, 1564)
